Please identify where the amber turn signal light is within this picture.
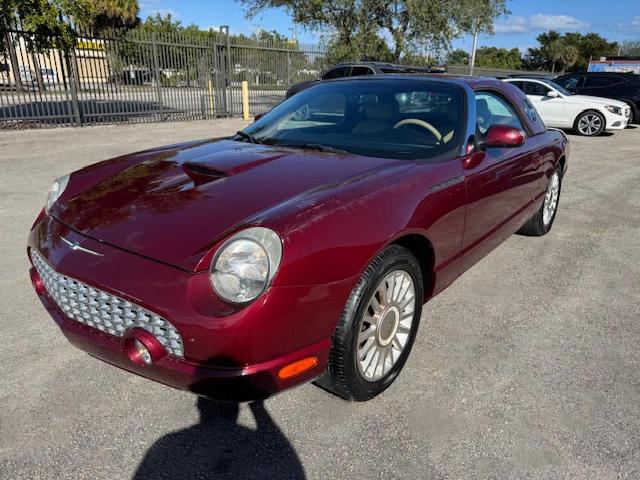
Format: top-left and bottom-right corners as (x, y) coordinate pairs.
(278, 356), (318, 380)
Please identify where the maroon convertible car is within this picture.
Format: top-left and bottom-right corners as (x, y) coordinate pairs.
(28, 76), (568, 401)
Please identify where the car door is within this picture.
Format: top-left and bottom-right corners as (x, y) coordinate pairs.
(521, 80), (567, 127)
(461, 90), (542, 271)
(580, 75), (622, 100)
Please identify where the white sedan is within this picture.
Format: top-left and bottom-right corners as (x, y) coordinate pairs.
(504, 78), (631, 136)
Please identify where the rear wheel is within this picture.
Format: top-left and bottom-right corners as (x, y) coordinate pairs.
(574, 110), (605, 136)
(518, 168), (562, 236)
(314, 245), (423, 401)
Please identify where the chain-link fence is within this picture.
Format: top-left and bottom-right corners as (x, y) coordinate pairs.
(1, 19), (549, 129)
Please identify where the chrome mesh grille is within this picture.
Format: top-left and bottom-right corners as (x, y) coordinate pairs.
(31, 250), (184, 357)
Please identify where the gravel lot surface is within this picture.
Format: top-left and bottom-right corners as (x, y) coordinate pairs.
(1, 121), (639, 479)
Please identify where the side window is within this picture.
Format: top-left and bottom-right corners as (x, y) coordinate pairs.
(523, 82), (551, 96)
(323, 67), (350, 80)
(509, 81), (525, 92)
(523, 97), (539, 123)
(350, 67), (374, 76)
(555, 75), (580, 90)
(475, 91), (525, 135)
(584, 76), (612, 87)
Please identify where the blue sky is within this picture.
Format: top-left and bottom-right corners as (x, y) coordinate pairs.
(139, 0), (640, 54)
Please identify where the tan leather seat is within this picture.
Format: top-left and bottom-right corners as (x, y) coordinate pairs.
(476, 98), (492, 133)
(352, 99), (399, 134)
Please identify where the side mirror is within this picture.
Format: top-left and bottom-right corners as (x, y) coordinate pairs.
(546, 90), (559, 98)
(483, 125), (525, 148)
(253, 112), (265, 122)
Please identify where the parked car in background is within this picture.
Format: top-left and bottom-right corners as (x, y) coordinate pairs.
(553, 72), (640, 123)
(504, 77), (631, 136)
(28, 76), (568, 402)
(285, 61), (445, 98)
(40, 67), (58, 87)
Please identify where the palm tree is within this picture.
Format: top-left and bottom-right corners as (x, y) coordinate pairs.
(547, 40), (566, 75)
(561, 45), (579, 74)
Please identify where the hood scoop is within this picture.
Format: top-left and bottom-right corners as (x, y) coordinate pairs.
(183, 161), (228, 186)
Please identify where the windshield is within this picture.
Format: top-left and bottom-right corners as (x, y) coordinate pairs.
(241, 79), (466, 161)
(539, 79), (573, 96)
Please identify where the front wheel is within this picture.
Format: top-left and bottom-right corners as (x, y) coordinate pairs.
(574, 110), (605, 136)
(314, 245), (423, 401)
(518, 168), (562, 236)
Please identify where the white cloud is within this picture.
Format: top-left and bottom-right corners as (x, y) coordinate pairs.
(632, 16), (640, 29)
(147, 8), (180, 19)
(529, 14), (588, 30)
(494, 14), (589, 34)
(494, 16), (529, 34)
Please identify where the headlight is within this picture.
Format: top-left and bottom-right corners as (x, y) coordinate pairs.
(604, 105), (622, 116)
(45, 174), (70, 213)
(210, 227), (282, 303)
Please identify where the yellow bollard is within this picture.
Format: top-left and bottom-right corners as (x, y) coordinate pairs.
(241, 80), (250, 121)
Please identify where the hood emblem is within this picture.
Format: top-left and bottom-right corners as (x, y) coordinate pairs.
(60, 236), (104, 257)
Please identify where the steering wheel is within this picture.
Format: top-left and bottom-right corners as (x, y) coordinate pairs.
(393, 119), (442, 142)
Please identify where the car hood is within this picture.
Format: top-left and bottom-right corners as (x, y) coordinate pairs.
(569, 95), (628, 109)
(53, 139), (403, 272)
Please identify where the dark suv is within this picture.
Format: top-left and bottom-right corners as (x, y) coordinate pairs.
(285, 61), (445, 98)
(554, 72), (640, 123)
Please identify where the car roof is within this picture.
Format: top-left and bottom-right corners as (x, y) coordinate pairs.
(316, 73), (506, 90)
(559, 71), (638, 76)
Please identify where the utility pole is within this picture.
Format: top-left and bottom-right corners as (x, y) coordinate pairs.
(288, 24), (298, 43)
(469, 29), (479, 76)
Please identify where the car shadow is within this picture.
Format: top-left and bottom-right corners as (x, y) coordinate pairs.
(133, 355), (306, 480)
(133, 398), (306, 480)
(562, 129), (614, 137)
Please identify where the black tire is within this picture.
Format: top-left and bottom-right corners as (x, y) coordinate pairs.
(314, 245), (424, 401)
(574, 110), (605, 136)
(518, 167), (562, 236)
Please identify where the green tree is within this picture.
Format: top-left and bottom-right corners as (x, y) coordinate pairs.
(524, 31), (618, 72)
(560, 45), (579, 73)
(547, 39), (566, 74)
(241, 0), (508, 62)
(446, 48), (470, 65)
(474, 46), (522, 70)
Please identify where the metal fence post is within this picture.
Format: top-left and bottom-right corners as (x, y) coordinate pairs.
(224, 26), (233, 117)
(66, 49), (82, 126)
(151, 33), (163, 107)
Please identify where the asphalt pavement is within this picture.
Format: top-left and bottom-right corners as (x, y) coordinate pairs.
(1, 121), (639, 479)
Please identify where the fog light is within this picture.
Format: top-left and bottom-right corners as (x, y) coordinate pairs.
(135, 339), (152, 365)
(122, 327), (168, 366)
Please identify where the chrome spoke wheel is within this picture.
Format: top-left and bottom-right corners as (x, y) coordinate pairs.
(543, 171), (560, 226)
(577, 113), (602, 136)
(357, 269), (416, 382)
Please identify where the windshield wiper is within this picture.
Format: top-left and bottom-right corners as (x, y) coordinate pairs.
(234, 130), (263, 144)
(279, 143), (350, 155)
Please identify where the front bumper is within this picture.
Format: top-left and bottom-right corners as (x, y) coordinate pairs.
(28, 215), (354, 401)
(604, 109), (630, 131)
